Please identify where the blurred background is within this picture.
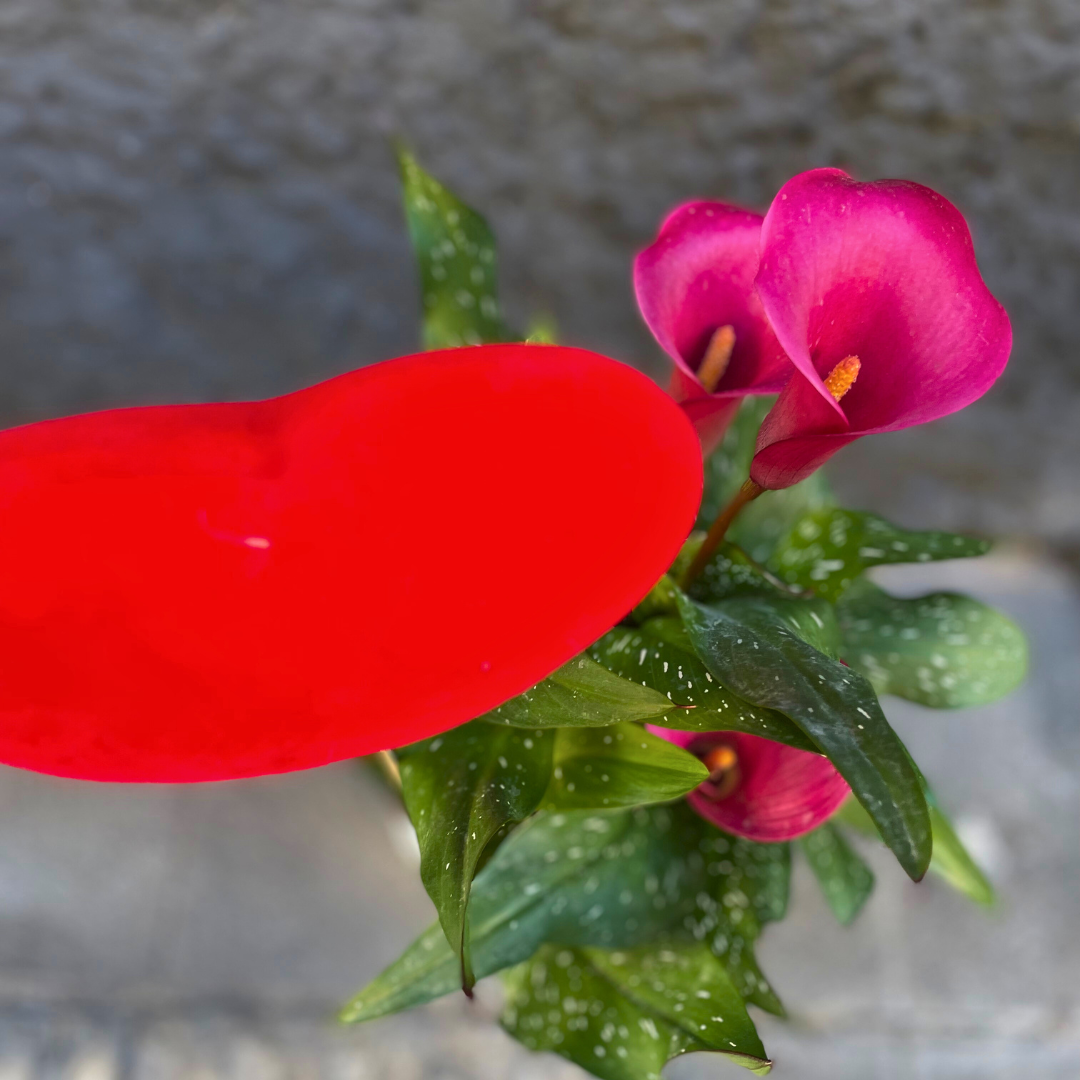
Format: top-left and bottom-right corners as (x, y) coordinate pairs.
(0, 1), (1077, 1077)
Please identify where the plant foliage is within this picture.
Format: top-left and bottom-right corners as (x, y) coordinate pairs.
(340, 152), (1027, 1080)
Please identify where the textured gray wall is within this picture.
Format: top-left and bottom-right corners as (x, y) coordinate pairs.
(2, 0), (1079, 543)
(0, 551), (1077, 1076)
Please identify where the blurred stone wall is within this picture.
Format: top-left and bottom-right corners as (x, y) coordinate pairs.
(1, 0), (1079, 544)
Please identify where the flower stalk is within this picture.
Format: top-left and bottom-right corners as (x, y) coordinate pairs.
(679, 477), (763, 589)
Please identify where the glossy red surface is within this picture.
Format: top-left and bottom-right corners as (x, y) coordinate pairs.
(0, 345), (702, 781)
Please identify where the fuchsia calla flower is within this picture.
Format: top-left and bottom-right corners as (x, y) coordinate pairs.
(634, 202), (792, 451)
(649, 727), (851, 842)
(750, 168), (1012, 489)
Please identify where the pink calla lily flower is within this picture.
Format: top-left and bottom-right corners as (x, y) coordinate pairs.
(750, 168), (1012, 489)
(634, 202), (792, 452)
(649, 727), (850, 843)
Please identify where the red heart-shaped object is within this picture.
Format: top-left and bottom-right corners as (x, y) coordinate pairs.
(0, 345), (701, 781)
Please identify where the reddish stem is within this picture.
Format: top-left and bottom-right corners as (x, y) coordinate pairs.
(679, 479), (763, 590)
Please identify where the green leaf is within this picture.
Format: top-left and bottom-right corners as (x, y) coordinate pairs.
(699, 397), (834, 564)
(483, 655), (676, 729)
(542, 723), (708, 811)
(685, 830), (790, 1015)
(502, 942), (771, 1079)
(924, 800), (996, 906)
(588, 944), (771, 1074)
(799, 823), (875, 925)
(630, 573), (681, 622)
(677, 592), (932, 881)
(674, 540), (796, 606)
(836, 793), (995, 907)
(591, 620), (817, 752)
(341, 804), (787, 1023)
(771, 509), (991, 602)
(397, 721), (553, 990)
(398, 146), (511, 349)
(344, 806), (699, 1023)
(524, 313), (558, 344)
(733, 474), (835, 567)
(838, 581), (1028, 708)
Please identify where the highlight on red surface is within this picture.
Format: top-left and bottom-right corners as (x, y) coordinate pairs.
(0, 344), (703, 782)
(649, 727), (851, 842)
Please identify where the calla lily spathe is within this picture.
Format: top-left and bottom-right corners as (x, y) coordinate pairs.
(634, 202), (791, 452)
(649, 727), (851, 843)
(750, 168), (1012, 489)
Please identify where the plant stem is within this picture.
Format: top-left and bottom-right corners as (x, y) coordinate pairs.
(679, 478), (763, 590)
(374, 749), (402, 793)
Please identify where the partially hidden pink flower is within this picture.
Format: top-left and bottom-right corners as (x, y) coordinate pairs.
(750, 168), (1012, 489)
(649, 727), (850, 842)
(634, 202), (792, 453)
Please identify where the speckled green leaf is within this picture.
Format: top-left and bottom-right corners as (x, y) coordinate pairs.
(836, 792), (995, 907)
(397, 721), (553, 990)
(344, 806), (699, 1023)
(501, 942), (771, 1079)
(673, 539), (795, 606)
(770, 509), (991, 602)
(341, 804), (786, 1023)
(837, 581), (1028, 708)
(683, 828), (790, 1016)
(587, 943), (771, 1074)
(483, 655), (676, 729)
(734, 474), (835, 567)
(677, 592), (932, 882)
(398, 147), (511, 348)
(631, 573), (682, 622)
(699, 397), (834, 564)
(542, 723), (708, 811)
(800, 823), (875, 925)
(590, 619), (816, 752)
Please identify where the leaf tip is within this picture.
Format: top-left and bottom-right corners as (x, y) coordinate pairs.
(337, 999), (363, 1025)
(393, 138), (418, 174)
(908, 859), (931, 884)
